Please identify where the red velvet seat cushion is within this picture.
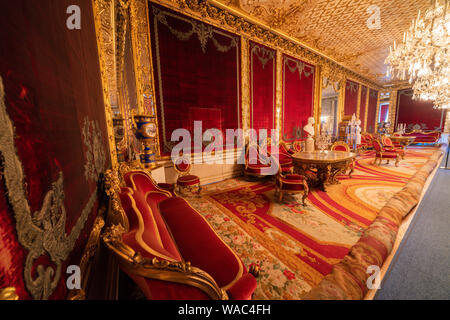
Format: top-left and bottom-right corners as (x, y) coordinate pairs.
(177, 175), (200, 186)
(377, 152), (398, 159)
(158, 197), (246, 290)
(332, 145), (348, 152)
(245, 163), (277, 176)
(276, 174), (306, 191)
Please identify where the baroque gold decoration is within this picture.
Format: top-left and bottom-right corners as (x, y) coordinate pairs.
(67, 214), (106, 300)
(0, 287), (19, 300)
(93, 0), (118, 169)
(0, 77), (106, 299)
(154, 0), (381, 90)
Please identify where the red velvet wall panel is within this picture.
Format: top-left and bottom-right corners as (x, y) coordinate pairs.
(360, 85), (367, 131)
(249, 41), (276, 131)
(366, 89), (379, 133)
(344, 80), (359, 117)
(396, 89), (445, 131)
(282, 54), (315, 142)
(0, 0), (110, 299)
(379, 103), (389, 123)
(149, 4), (241, 155)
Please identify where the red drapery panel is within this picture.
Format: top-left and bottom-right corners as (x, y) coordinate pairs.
(379, 104), (389, 123)
(344, 80), (359, 117)
(0, 0), (110, 299)
(249, 41), (276, 131)
(396, 89), (445, 131)
(366, 89), (378, 133)
(359, 85), (367, 131)
(149, 4), (241, 155)
(282, 54), (315, 142)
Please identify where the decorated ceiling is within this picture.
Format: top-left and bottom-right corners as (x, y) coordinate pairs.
(215, 0), (431, 86)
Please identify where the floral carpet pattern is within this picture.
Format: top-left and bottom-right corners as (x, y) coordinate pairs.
(185, 147), (440, 299)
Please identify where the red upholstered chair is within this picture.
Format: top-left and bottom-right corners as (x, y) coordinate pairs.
(381, 136), (405, 159)
(358, 133), (372, 151)
(266, 138), (294, 175)
(372, 140), (400, 166)
(244, 142), (278, 178)
(282, 140), (302, 155)
(103, 168), (258, 300)
(274, 160), (309, 206)
(331, 141), (350, 152)
(174, 155), (201, 195)
(331, 141), (355, 177)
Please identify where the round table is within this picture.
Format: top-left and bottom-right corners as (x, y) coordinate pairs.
(389, 136), (416, 148)
(291, 150), (356, 191)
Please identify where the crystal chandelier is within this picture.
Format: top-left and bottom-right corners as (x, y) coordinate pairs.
(385, 0), (450, 109)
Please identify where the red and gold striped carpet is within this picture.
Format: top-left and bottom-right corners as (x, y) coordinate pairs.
(186, 146), (441, 299)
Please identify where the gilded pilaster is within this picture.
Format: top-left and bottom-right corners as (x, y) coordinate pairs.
(241, 37), (250, 133)
(374, 91), (381, 133)
(363, 87), (370, 132)
(276, 50), (283, 139)
(314, 66), (322, 136)
(388, 90), (398, 133)
(92, 0), (118, 169)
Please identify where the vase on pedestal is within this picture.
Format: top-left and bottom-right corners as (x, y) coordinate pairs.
(133, 115), (157, 168)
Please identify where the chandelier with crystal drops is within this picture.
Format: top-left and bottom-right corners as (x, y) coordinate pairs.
(385, 0), (450, 109)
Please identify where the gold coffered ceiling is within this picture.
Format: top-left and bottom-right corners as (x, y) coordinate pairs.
(215, 0), (431, 86)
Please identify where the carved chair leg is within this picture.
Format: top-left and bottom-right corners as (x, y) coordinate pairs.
(302, 190), (307, 206)
(278, 190), (283, 202)
(395, 157), (399, 167)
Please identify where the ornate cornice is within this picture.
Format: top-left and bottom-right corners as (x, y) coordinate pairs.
(150, 0), (381, 90)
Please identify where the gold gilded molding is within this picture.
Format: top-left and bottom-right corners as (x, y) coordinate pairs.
(275, 50), (283, 138)
(363, 86), (370, 131)
(67, 214), (106, 300)
(388, 90), (398, 133)
(151, 0), (380, 90)
(241, 37), (250, 132)
(0, 287), (19, 300)
(93, 0), (118, 170)
(313, 65), (322, 136)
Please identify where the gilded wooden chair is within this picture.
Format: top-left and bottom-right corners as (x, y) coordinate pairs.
(331, 141), (350, 152)
(381, 135), (405, 159)
(174, 155), (201, 195)
(372, 139), (400, 166)
(331, 141), (354, 178)
(274, 160), (309, 206)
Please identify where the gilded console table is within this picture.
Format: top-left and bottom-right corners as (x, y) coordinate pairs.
(390, 136), (416, 148)
(292, 151), (356, 192)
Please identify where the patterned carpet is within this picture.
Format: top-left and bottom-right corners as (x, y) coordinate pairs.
(185, 146), (440, 299)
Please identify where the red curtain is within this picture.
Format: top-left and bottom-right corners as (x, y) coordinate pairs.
(150, 4), (241, 155)
(359, 86), (367, 131)
(249, 41), (276, 131)
(344, 80), (359, 117)
(0, 0), (110, 299)
(366, 89), (378, 133)
(396, 89), (445, 131)
(379, 104), (389, 123)
(282, 54), (315, 142)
